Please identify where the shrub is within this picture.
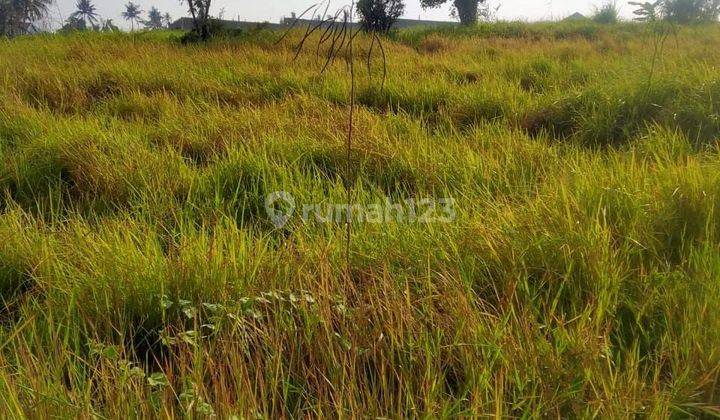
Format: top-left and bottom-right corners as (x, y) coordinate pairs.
(593, 1), (620, 23)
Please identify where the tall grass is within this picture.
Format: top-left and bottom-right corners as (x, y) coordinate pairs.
(0, 23), (719, 417)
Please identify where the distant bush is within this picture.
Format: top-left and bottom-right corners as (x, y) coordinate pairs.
(593, 1), (621, 23)
(178, 19), (269, 44)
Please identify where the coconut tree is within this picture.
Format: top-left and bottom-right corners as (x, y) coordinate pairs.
(183, 0), (212, 40)
(17, 0), (52, 25)
(163, 12), (172, 28)
(357, 0), (406, 33)
(0, 2), (9, 34)
(70, 0), (99, 29)
(145, 6), (163, 29)
(0, 0), (18, 35)
(122, 2), (142, 31)
(1, 0), (53, 35)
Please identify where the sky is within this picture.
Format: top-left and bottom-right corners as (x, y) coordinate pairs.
(51, 0), (633, 29)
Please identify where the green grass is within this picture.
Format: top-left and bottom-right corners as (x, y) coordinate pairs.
(0, 22), (719, 417)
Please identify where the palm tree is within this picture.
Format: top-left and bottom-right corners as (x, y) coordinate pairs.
(17, 0), (52, 24)
(122, 2), (142, 31)
(70, 0), (99, 29)
(1, 0), (52, 35)
(0, 0), (16, 35)
(163, 12), (172, 28)
(183, 0), (212, 40)
(145, 6), (163, 30)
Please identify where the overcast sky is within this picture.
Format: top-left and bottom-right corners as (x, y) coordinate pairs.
(51, 0), (633, 28)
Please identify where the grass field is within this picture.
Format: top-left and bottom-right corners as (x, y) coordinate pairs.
(1, 22), (720, 417)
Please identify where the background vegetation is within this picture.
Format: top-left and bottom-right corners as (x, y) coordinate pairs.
(0, 21), (719, 417)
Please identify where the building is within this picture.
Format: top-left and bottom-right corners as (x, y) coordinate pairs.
(563, 12), (587, 21)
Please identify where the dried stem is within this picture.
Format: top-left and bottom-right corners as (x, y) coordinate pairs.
(279, 1), (388, 275)
(345, 4), (356, 271)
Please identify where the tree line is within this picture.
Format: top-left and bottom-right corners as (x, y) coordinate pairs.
(0, 0), (173, 36)
(61, 0), (172, 32)
(0, 0), (518, 39)
(629, 0), (720, 23)
(1, 0), (719, 38)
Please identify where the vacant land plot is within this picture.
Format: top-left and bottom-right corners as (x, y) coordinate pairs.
(0, 23), (719, 417)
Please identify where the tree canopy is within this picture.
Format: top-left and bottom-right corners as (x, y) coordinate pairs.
(183, 0), (212, 40)
(630, 0), (720, 23)
(420, 0), (486, 25)
(663, 0), (720, 23)
(145, 6), (163, 30)
(0, 0), (52, 36)
(357, 0), (405, 33)
(122, 2), (142, 31)
(70, 0), (99, 28)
